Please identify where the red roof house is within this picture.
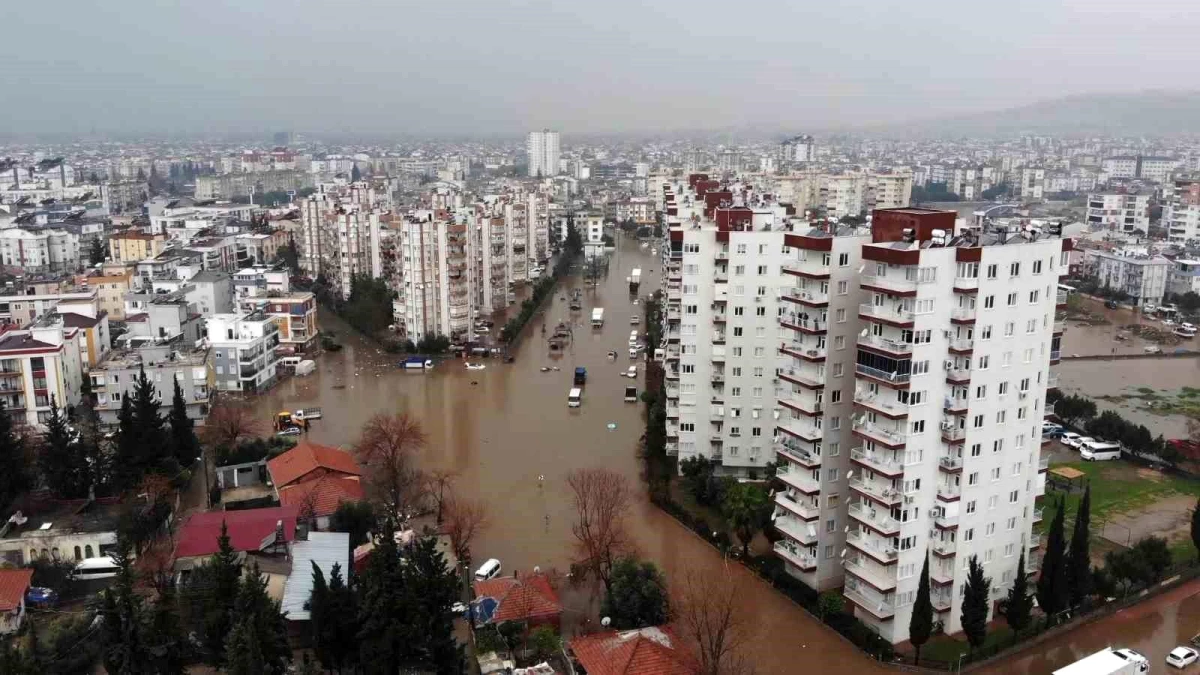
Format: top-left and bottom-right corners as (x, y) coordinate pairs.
(472, 573), (562, 627)
(173, 505), (298, 561)
(277, 474), (364, 518)
(0, 568), (35, 635)
(568, 626), (690, 675)
(266, 441), (361, 489)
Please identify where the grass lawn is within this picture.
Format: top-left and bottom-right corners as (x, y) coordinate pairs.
(1042, 460), (1200, 526)
(920, 625), (1015, 663)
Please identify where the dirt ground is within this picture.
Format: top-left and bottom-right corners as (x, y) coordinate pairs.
(1100, 493), (1195, 548)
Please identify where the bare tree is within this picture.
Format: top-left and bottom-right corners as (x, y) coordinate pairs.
(424, 468), (459, 524)
(353, 412), (427, 522)
(135, 536), (176, 597)
(673, 564), (754, 675)
(201, 400), (263, 449)
(444, 496), (489, 565)
(567, 467), (633, 594)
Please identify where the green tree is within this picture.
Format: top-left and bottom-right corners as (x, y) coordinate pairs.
(405, 537), (462, 672)
(38, 395), (89, 498)
(142, 588), (187, 675)
(601, 557), (669, 629)
(76, 376), (109, 495)
(960, 555), (991, 651)
(908, 552), (934, 665)
(357, 519), (409, 672)
(179, 521), (243, 666)
(1067, 483), (1093, 607)
(277, 237), (301, 276)
(1134, 536), (1172, 582)
(1191, 496), (1200, 560)
(1055, 395), (1097, 429)
(225, 562), (290, 675)
(89, 238), (107, 264)
(528, 626), (563, 661)
(329, 499), (375, 548)
(817, 590), (844, 619)
(100, 540), (145, 674)
(307, 561), (358, 674)
(1036, 498), (1069, 623)
(168, 378), (199, 468)
(1104, 548), (1149, 595)
(1001, 551), (1034, 633)
(565, 217), (583, 255)
(0, 401), (30, 507)
(721, 482), (771, 558)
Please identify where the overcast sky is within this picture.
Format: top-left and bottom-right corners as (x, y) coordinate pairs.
(5, 0), (1200, 136)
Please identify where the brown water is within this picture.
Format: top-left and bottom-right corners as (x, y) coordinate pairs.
(979, 578), (1200, 674)
(247, 235), (886, 674)
(1054, 358), (1200, 438)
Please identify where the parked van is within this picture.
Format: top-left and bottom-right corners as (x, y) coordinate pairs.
(280, 356), (303, 368)
(624, 386), (638, 402)
(73, 556), (120, 580)
(629, 330), (639, 345)
(568, 387), (582, 408)
(474, 558), (502, 581)
(1080, 440), (1122, 461)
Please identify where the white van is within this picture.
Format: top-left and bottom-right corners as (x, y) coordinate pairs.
(73, 556), (120, 580)
(629, 330), (639, 345)
(280, 356), (303, 368)
(568, 387), (582, 408)
(474, 558), (502, 581)
(1080, 440), (1122, 461)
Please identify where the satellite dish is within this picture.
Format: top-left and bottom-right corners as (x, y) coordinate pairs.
(857, 264), (865, 274)
(840, 549), (847, 558)
(859, 328), (868, 337)
(843, 525), (850, 533)
(846, 469), (854, 479)
(533, 566), (541, 574)
(601, 617), (612, 627)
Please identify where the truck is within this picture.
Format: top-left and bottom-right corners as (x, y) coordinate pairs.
(592, 308), (605, 328)
(574, 367), (587, 385)
(402, 357), (434, 370)
(628, 268), (642, 292)
(1052, 648), (1149, 675)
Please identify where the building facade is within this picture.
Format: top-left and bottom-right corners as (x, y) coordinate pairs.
(206, 312), (282, 393)
(527, 130), (561, 178)
(1085, 192), (1150, 233)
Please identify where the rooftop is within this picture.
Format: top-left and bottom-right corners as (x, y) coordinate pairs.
(277, 474), (363, 517)
(1, 497), (125, 541)
(173, 505), (298, 560)
(266, 441), (362, 488)
(0, 569), (34, 612)
(569, 626), (688, 675)
(94, 345), (209, 370)
(473, 574), (562, 624)
(280, 532), (351, 621)
(0, 333), (59, 353)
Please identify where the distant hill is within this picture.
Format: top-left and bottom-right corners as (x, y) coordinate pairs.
(870, 90), (1200, 138)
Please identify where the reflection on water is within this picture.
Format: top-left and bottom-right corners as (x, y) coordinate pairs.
(245, 235), (885, 674)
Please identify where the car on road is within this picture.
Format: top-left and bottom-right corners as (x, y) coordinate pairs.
(625, 366), (637, 378)
(1167, 646), (1198, 669)
(1060, 431), (1082, 447)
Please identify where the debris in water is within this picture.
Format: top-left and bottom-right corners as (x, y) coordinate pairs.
(606, 422), (617, 430)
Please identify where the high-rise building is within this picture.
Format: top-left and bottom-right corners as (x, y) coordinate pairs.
(527, 130), (561, 178)
(661, 174), (1071, 644)
(392, 211), (475, 344)
(1085, 192), (1151, 234)
(1164, 179), (1200, 246)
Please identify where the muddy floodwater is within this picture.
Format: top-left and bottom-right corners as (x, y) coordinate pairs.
(246, 236), (886, 674)
(1053, 358), (1200, 438)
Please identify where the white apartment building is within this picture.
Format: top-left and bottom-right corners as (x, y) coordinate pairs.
(0, 325), (85, 428)
(1093, 252), (1171, 307)
(1167, 259), (1200, 297)
(527, 130), (561, 178)
(298, 187), (384, 298)
(1164, 179), (1200, 246)
(1085, 192), (1150, 233)
(824, 174), (866, 218)
(1101, 156), (1138, 180)
(771, 171), (912, 219)
(393, 212), (475, 343)
(206, 312), (282, 393)
(0, 228), (80, 272)
(867, 173), (914, 212)
(1018, 168), (1045, 201)
(840, 209), (1067, 643)
(1139, 157), (1176, 184)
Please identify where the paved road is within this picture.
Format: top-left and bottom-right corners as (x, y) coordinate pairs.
(978, 577), (1200, 674)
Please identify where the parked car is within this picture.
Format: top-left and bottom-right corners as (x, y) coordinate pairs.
(1060, 432), (1082, 447)
(24, 587), (58, 608)
(474, 558), (502, 581)
(1042, 423), (1064, 438)
(1066, 435), (1095, 449)
(1105, 300), (1120, 309)
(1167, 646), (1198, 669)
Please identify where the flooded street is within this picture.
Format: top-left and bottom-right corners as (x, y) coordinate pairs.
(979, 578), (1200, 675)
(1053, 358), (1200, 438)
(246, 236), (885, 674)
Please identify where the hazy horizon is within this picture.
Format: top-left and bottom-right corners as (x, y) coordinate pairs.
(6, 0), (1200, 135)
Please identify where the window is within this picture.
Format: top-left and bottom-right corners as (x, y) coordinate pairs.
(987, 495), (998, 510)
(899, 563), (916, 579)
(680, 422), (695, 432)
(993, 439), (1004, 453)
(1026, 319), (1037, 334)
(1010, 262), (1020, 277)
(998, 381), (1009, 396)
(757, 265), (767, 275)
(1002, 352), (1012, 367)
(912, 360), (930, 375)
(973, 414), (984, 428)
(990, 467), (1001, 481)
(832, 363), (843, 377)
(830, 390), (842, 404)
(968, 472), (979, 485)
(966, 500), (977, 514)
(980, 325), (992, 340)
(996, 410), (1007, 424)
(975, 384), (987, 399)
(838, 253), (849, 267)
(756, 306), (766, 316)
(1033, 260), (1043, 274)
(1007, 292), (1018, 306)
(977, 355), (989, 370)
(986, 264), (998, 279)
(985, 522), (996, 536)
(964, 528), (975, 542)
(911, 420), (925, 434)
(1009, 489), (1020, 502)
(1007, 517), (1017, 531)
(834, 336), (845, 350)
(984, 549), (994, 563)
(734, 306), (744, 316)
(731, 387), (742, 397)
(836, 280), (848, 295)
(824, 545), (835, 560)
(736, 244), (747, 254)
(1029, 289), (1040, 304)
(753, 367), (763, 377)
(835, 308), (846, 323)
(984, 295), (995, 309)
(825, 518), (837, 532)
(970, 443), (982, 457)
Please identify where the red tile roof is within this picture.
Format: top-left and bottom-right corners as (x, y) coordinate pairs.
(569, 626), (689, 675)
(266, 441), (362, 488)
(0, 568), (34, 612)
(173, 505), (298, 559)
(473, 574), (562, 623)
(277, 474), (364, 517)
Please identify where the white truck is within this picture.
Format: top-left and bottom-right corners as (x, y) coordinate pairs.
(592, 307), (604, 328)
(1053, 648), (1149, 675)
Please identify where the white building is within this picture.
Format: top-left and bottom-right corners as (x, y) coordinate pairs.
(527, 130), (561, 178)
(1164, 179), (1200, 246)
(393, 212), (475, 343)
(1093, 251), (1171, 307)
(1018, 168), (1045, 201)
(1085, 192), (1150, 233)
(0, 324), (85, 428)
(1101, 156), (1138, 180)
(1167, 259), (1200, 297)
(298, 186), (384, 298)
(206, 312), (282, 393)
(0, 228), (80, 272)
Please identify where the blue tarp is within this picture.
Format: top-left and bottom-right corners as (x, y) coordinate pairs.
(472, 596), (498, 625)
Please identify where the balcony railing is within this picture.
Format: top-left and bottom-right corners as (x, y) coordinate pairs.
(1047, 374), (1060, 388)
(775, 489), (820, 519)
(1038, 456), (1050, 470)
(782, 262), (830, 278)
(953, 276), (979, 291)
(847, 501), (900, 535)
(777, 390), (821, 414)
(1053, 320), (1065, 333)
(780, 340), (826, 360)
(1033, 507), (1045, 522)
(942, 426), (967, 441)
(1049, 350), (1062, 361)
(948, 338), (974, 352)
(780, 314), (826, 332)
(853, 419), (907, 446)
(937, 483), (961, 500)
(951, 307), (976, 322)
(1056, 289), (1069, 304)
(935, 509), (958, 528)
(849, 477), (902, 506)
(855, 363), (911, 384)
(844, 581), (895, 618)
(845, 557), (898, 591)
(857, 334), (913, 355)
(859, 303), (915, 324)
(775, 515), (816, 545)
(778, 367), (824, 388)
(782, 287), (829, 304)
(938, 455), (963, 471)
(932, 538), (957, 557)
(776, 467), (820, 493)
(774, 541), (817, 570)
(776, 442), (822, 468)
(846, 529), (898, 562)
(778, 418), (823, 442)
(946, 368), (971, 383)
(851, 448), (903, 475)
(854, 391), (909, 416)
(860, 273), (916, 293)
(1044, 404), (1056, 418)
(1029, 533), (1042, 548)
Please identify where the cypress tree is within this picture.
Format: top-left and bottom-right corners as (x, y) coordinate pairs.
(38, 395), (88, 498)
(960, 555), (991, 651)
(168, 378), (199, 468)
(1002, 550), (1034, 634)
(0, 401), (30, 507)
(908, 552), (934, 665)
(1036, 497), (1070, 623)
(1192, 495), (1200, 560)
(113, 396), (139, 490)
(1067, 484), (1093, 607)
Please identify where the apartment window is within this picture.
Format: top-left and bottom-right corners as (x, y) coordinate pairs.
(987, 495), (998, 510)
(964, 528), (975, 542)
(757, 265), (767, 275)
(759, 244), (768, 254)
(911, 420), (926, 434)
(973, 414), (984, 428)
(1026, 319), (1037, 334)
(756, 306), (766, 316)
(966, 500), (977, 514)
(899, 563), (916, 579)
(832, 363), (843, 377)
(1010, 489), (1020, 502)
(824, 545), (835, 560)
(970, 443), (981, 457)
(993, 439), (1004, 453)
(829, 416), (841, 430)
(731, 387), (742, 397)
(834, 336), (845, 350)
(682, 364), (694, 374)
(732, 347), (743, 356)
(753, 367), (764, 377)
(1019, 377), (1030, 392)
(752, 387), (763, 398)
(968, 472), (979, 486)
(996, 410), (1007, 424)
(734, 306), (744, 316)
(731, 366), (742, 377)
(978, 355), (990, 369)
(753, 347), (764, 357)
(756, 286), (767, 297)
(836, 280), (848, 295)
(990, 467), (1001, 481)
(830, 390), (842, 404)
(1002, 352), (1012, 367)
(983, 295), (995, 309)
(838, 253), (849, 267)
(1032, 260), (1043, 274)
(984, 549), (994, 563)
(821, 253), (831, 265)
(1029, 289), (1040, 304)
(999, 381), (1009, 396)
(1007, 517), (1017, 531)
(733, 265), (745, 276)
(980, 325), (992, 340)
(736, 244), (747, 254)
(1007, 292), (1018, 306)
(974, 384), (987, 399)
(680, 422), (695, 432)
(986, 522), (996, 536)
(1010, 262), (1020, 277)
(986, 264), (998, 279)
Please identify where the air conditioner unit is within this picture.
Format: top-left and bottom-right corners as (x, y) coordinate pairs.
(944, 360), (955, 370)
(1018, 391), (1028, 400)
(931, 506), (944, 518)
(941, 420), (954, 430)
